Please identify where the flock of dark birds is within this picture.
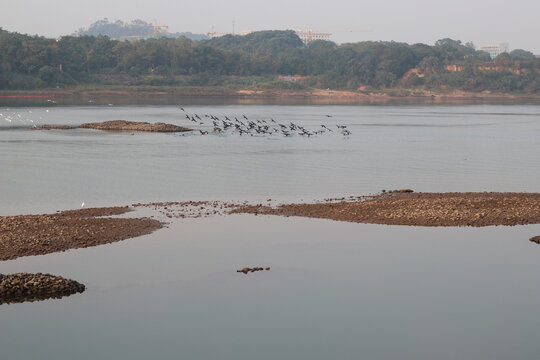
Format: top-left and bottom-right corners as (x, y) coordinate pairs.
(178, 107), (352, 138)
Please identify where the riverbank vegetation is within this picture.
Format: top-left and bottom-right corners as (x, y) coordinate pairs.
(1, 28), (539, 94)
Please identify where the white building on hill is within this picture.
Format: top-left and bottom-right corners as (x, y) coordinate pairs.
(478, 43), (509, 59)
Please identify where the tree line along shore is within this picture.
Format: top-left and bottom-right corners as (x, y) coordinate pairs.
(1, 28), (539, 95)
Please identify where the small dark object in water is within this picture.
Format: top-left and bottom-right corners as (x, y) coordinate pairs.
(530, 236), (540, 244)
(237, 267), (270, 274)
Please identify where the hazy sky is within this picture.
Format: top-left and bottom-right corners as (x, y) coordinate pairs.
(2, 0), (539, 53)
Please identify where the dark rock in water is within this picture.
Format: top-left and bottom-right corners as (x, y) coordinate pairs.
(530, 236), (540, 244)
(78, 120), (192, 133)
(0, 273), (85, 305)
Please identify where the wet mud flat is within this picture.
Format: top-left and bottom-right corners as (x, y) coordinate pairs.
(4, 193), (540, 262)
(0, 206), (163, 261)
(0, 207), (162, 304)
(3, 192), (540, 304)
(231, 192), (540, 227)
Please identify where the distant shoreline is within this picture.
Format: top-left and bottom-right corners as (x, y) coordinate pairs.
(2, 87), (540, 105)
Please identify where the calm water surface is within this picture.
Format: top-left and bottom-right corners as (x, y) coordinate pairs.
(1, 104), (540, 359)
(1, 104), (540, 214)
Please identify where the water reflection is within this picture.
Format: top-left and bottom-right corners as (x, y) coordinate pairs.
(1, 215), (540, 359)
(0, 291), (83, 305)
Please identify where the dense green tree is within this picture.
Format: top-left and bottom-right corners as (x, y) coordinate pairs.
(0, 29), (538, 93)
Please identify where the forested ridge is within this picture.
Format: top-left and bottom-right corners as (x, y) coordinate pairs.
(1, 28), (539, 93)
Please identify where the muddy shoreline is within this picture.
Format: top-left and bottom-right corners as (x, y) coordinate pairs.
(2, 88), (540, 105)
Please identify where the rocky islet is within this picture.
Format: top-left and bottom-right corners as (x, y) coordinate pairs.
(78, 120), (192, 132)
(0, 273), (85, 305)
(29, 120), (192, 132)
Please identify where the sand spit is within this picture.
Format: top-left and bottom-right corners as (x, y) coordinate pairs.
(0, 206), (163, 261)
(4, 192), (540, 262)
(29, 120), (192, 132)
(0, 273), (85, 305)
(29, 125), (76, 130)
(231, 192), (540, 227)
(78, 120), (192, 132)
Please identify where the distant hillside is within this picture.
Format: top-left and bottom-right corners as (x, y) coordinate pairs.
(75, 19), (208, 41)
(0, 28), (538, 94)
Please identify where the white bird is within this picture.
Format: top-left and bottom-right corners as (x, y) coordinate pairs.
(81, 202), (85, 208)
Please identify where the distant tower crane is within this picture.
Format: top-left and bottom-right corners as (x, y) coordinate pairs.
(205, 24), (373, 43)
(153, 19), (169, 36)
(206, 25), (230, 39)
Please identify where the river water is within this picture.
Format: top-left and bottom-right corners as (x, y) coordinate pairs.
(1, 103), (540, 359)
(1, 103), (540, 214)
